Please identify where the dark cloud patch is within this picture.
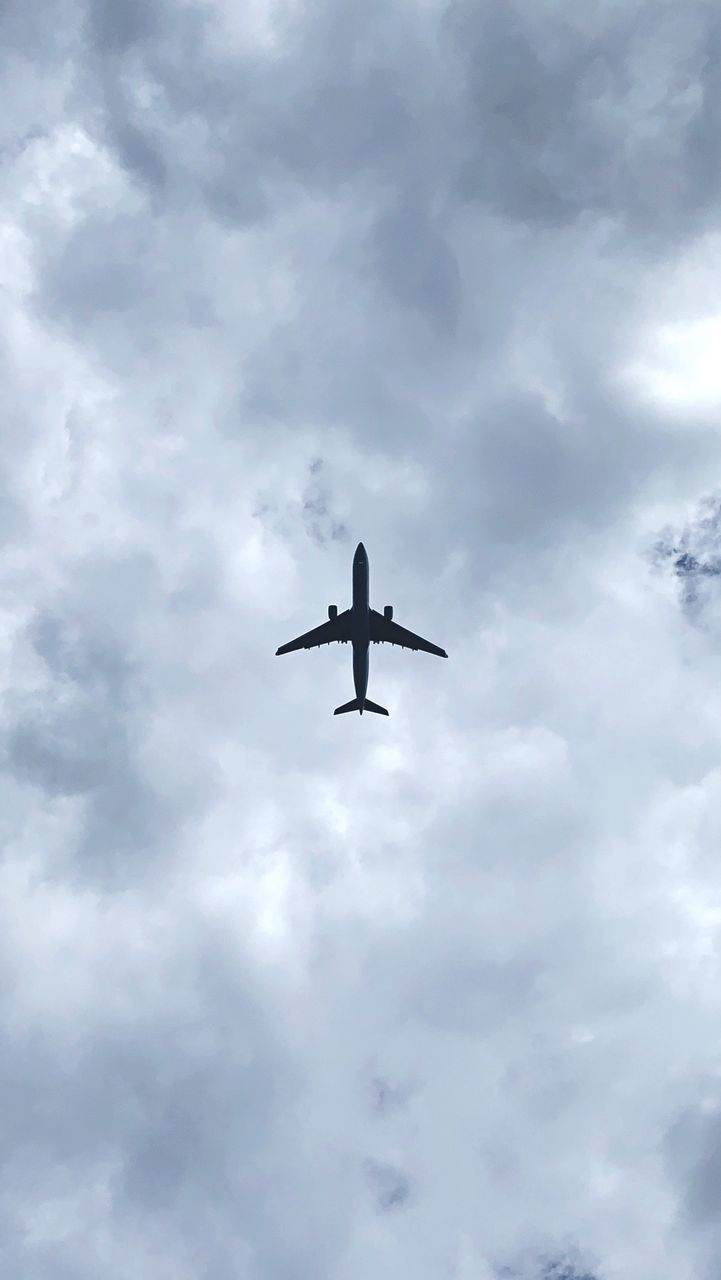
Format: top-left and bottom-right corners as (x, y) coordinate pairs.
(2, 557), (218, 888)
(301, 459), (348, 546)
(680, 22), (721, 231)
(253, 457), (349, 547)
(0, 944), (303, 1278)
(39, 211), (170, 327)
(103, 116), (168, 192)
(71, 0), (721, 249)
(449, 2), (598, 226)
(427, 385), (694, 588)
(4, 686), (178, 889)
(653, 493), (721, 616)
(29, 609), (136, 700)
(0, 0), (79, 62)
(203, 163), (270, 229)
(370, 196), (462, 336)
(666, 1102), (721, 1227)
(449, 2), (721, 241)
(27, 0), (721, 547)
(363, 1157), (413, 1211)
(259, 63), (414, 191)
(7, 705), (127, 798)
(541, 1257), (600, 1280)
(0, 125), (47, 167)
(403, 944), (544, 1036)
(5, 604), (142, 801)
(73, 759), (181, 886)
(369, 1073), (415, 1117)
(77, 3), (272, 210)
(86, 0), (161, 54)
(498, 1249), (601, 1279)
(0, 478), (26, 545)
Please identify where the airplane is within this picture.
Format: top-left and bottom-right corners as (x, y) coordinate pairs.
(275, 542), (447, 716)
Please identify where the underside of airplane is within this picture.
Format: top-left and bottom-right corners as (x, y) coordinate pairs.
(276, 542), (447, 716)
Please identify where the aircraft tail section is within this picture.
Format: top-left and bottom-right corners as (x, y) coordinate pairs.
(363, 698), (389, 716)
(333, 697), (389, 717)
(334, 698), (362, 715)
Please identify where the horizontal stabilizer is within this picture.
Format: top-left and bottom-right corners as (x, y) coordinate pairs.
(334, 698), (361, 715)
(333, 697), (389, 716)
(363, 698), (389, 716)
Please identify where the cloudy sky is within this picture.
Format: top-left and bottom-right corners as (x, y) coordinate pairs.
(4, 0), (721, 1276)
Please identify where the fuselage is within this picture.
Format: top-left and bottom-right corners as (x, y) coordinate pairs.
(351, 542), (370, 705)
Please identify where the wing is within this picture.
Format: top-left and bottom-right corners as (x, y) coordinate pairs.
(276, 609), (352, 655)
(369, 609), (447, 657)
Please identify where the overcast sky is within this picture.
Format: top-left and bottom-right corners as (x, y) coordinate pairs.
(3, 1), (721, 1276)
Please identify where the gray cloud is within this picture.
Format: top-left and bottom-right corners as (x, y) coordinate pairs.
(3, 0), (721, 1276)
(667, 1103), (721, 1225)
(364, 1157), (413, 1211)
(448, 2), (721, 242)
(0, 948), (307, 1279)
(499, 1253), (600, 1280)
(653, 493), (721, 620)
(665, 1098), (721, 1278)
(87, 0), (161, 54)
(69, 0), (721, 253)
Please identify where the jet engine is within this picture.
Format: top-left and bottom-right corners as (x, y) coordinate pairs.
(384, 605), (393, 620)
(328, 604), (338, 620)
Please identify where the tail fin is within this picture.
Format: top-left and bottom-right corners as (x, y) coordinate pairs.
(333, 697), (389, 717)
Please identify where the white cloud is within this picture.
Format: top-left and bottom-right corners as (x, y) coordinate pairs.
(625, 313), (721, 413)
(620, 231), (721, 415)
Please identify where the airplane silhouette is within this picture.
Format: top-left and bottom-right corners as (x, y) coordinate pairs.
(276, 542), (447, 715)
